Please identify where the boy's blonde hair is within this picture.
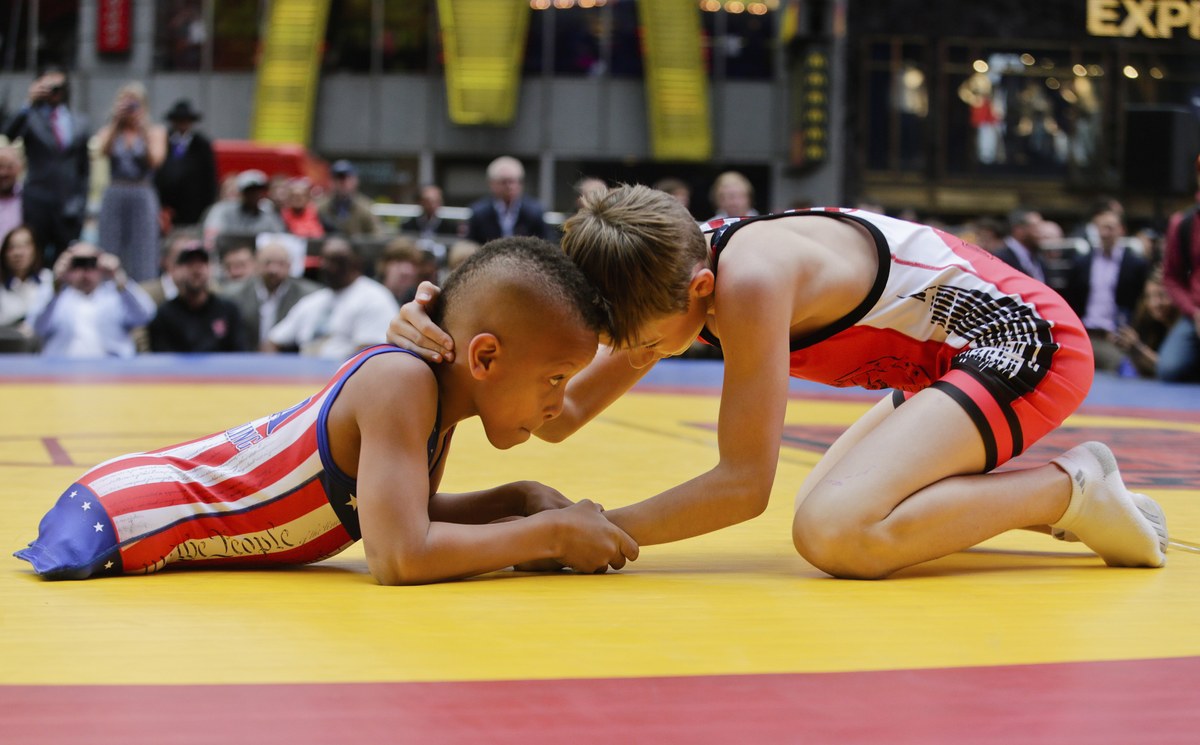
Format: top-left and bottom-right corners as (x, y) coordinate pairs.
(561, 184), (708, 349)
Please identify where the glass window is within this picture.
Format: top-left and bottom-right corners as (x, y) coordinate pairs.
(553, 6), (606, 76)
(523, 4), (547, 75)
(1120, 51), (1200, 108)
(212, 0), (264, 71)
(323, 0), (373, 72)
(721, 6), (774, 80)
(858, 39), (929, 172)
(156, 0), (206, 71)
(945, 46), (1094, 178)
(699, 3), (776, 81)
(381, 2), (431, 72)
(1, 0), (80, 71)
(609, 0), (644, 79)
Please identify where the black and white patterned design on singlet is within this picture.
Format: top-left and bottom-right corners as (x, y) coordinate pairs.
(905, 284), (1057, 397)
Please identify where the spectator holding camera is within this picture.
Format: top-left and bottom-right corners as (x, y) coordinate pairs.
(2, 67), (90, 263)
(26, 243), (155, 358)
(96, 82), (168, 284)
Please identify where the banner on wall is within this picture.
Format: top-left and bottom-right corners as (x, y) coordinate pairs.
(97, 0), (132, 54)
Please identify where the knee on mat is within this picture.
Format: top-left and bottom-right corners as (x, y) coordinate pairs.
(791, 509), (894, 580)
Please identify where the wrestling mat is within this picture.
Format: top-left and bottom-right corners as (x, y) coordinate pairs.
(0, 355), (1197, 744)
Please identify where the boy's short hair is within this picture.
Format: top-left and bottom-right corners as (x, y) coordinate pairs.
(561, 184), (708, 349)
(434, 236), (608, 337)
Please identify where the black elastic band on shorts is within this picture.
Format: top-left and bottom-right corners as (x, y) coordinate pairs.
(930, 380), (998, 472)
(955, 364), (1027, 460)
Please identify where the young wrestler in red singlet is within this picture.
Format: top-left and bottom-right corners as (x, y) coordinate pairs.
(391, 186), (1168, 579)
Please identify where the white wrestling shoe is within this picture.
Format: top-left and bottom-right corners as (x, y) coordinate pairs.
(1049, 442), (1168, 568)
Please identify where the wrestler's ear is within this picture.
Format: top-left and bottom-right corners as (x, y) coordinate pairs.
(466, 332), (501, 380)
(689, 267), (715, 300)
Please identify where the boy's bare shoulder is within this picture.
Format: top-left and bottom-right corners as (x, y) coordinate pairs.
(716, 220), (806, 286)
(343, 350), (439, 422)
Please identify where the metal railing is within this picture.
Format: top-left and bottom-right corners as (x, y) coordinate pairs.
(370, 203), (567, 226)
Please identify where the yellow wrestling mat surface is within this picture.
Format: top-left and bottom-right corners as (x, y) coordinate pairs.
(3, 375), (1198, 691)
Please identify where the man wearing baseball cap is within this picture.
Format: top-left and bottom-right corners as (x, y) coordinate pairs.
(202, 168), (284, 242)
(317, 159), (379, 237)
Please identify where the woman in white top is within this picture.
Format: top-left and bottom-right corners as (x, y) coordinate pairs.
(0, 225), (53, 348)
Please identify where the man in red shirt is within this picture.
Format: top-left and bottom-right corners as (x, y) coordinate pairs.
(1159, 156), (1200, 382)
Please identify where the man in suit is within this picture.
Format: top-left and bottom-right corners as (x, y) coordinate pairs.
(3, 67), (90, 263)
(154, 99), (218, 229)
(221, 238), (318, 349)
(402, 184), (462, 240)
(1062, 208), (1149, 372)
(465, 156), (548, 244)
(993, 208), (1047, 284)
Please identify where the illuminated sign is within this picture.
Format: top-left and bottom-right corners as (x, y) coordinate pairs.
(1087, 0), (1200, 39)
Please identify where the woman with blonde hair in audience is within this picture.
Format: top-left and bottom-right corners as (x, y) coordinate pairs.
(706, 171), (758, 221)
(96, 81), (168, 283)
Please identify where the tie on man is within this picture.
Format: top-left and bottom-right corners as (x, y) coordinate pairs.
(50, 107), (65, 149)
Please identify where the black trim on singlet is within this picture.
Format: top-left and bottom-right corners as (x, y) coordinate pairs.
(698, 211), (893, 352)
(318, 345), (446, 540)
(931, 380), (999, 472)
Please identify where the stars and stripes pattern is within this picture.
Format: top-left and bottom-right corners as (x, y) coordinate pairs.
(14, 346), (416, 580)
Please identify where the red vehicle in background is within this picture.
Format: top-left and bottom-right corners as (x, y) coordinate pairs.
(213, 140), (331, 192)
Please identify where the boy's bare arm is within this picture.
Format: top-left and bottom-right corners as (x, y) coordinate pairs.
(426, 480), (574, 524)
(343, 355), (638, 584)
(604, 272), (794, 546)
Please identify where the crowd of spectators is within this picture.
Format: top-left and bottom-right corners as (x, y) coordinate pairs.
(925, 194), (1199, 382)
(0, 70), (1196, 385)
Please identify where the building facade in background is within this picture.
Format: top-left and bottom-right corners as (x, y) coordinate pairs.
(2, 0), (1198, 226)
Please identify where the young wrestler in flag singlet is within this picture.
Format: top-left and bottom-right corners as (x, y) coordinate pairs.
(17, 237), (638, 583)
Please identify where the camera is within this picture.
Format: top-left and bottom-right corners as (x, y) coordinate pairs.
(69, 255), (98, 270)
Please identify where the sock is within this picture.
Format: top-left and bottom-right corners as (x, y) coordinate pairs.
(1050, 442), (1168, 568)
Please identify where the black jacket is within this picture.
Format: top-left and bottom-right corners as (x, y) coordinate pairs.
(155, 130), (218, 225)
(1061, 246), (1149, 327)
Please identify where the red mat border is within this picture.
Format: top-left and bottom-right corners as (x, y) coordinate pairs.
(3, 657), (1197, 745)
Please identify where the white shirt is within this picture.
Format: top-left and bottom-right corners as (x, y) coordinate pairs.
(255, 278), (295, 345)
(1081, 246), (1125, 332)
(268, 275), (399, 360)
(28, 281), (156, 358)
(0, 268), (52, 326)
(493, 198), (520, 237)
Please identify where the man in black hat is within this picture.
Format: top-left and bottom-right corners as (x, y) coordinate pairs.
(154, 99), (217, 228)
